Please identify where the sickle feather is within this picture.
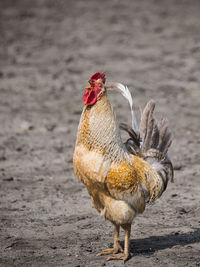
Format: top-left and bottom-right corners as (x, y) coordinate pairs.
(105, 82), (138, 132)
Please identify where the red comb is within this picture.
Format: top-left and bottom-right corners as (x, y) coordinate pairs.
(89, 72), (106, 83)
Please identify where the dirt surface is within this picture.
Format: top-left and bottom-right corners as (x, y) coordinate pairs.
(0, 0), (200, 266)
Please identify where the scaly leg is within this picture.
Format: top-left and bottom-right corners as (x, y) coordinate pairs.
(107, 224), (131, 263)
(97, 224), (123, 256)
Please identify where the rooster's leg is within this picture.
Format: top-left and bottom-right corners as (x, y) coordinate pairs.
(107, 224), (131, 263)
(97, 224), (123, 256)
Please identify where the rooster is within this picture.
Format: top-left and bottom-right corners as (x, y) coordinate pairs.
(73, 72), (173, 263)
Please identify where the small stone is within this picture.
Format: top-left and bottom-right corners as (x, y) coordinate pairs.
(0, 146), (6, 160)
(3, 177), (14, 182)
(176, 207), (187, 214)
(45, 123), (57, 131)
(19, 121), (34, 132)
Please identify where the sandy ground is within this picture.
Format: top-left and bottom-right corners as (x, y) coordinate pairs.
(0, 0), (200, 266)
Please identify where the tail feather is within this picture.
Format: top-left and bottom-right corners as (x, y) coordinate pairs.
(159, 130), (173, 154)
(120, 99), (173, 158)
(120, 123), (140, 147)
(157, 118), (173, 154)
(139, 100), (154, 146)
(140, 101), (173, 156)
(139, 100), (155, 150)
(150, 120), (159, 149)
(105, 82), (138, 132)
(120, 100), (174, 192)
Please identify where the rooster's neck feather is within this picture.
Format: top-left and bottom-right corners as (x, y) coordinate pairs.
(76, 94), (129, 162)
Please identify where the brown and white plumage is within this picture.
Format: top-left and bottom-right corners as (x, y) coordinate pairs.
(73, 72), (173, 262)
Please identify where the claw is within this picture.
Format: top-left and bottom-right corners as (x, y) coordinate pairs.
(97, 242), (124, 256)
(97, 248), (118, 256)
(106, 253), (129, 263)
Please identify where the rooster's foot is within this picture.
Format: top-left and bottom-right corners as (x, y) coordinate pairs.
(106, 253), (129, 263)
(97, 242), (123, 256)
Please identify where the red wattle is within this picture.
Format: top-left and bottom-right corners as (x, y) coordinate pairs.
(83, 89), (97, 105)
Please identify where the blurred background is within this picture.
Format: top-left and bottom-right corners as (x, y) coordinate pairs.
(0, 0), (200, 266)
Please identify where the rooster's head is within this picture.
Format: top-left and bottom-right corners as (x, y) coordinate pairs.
(83, 72), (106, 106)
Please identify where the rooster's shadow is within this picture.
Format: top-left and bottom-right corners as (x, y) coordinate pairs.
(126, 228), (200, 255)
